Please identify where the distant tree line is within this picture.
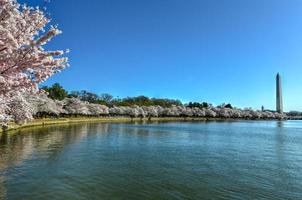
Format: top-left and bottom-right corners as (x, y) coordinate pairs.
(19, 83), (286, 124)
(287, 111), (302, 116)
(41, 83), (237, 109)
(42, 83), (185, 108)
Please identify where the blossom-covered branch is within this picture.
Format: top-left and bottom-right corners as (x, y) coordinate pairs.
(0, 0), (68, 126)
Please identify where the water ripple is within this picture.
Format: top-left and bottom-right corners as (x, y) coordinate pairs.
(0, 121), (302, 199)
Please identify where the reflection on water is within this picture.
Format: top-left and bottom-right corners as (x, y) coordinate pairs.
(277, 121), (283, 128)
(0, 121), (302, 200)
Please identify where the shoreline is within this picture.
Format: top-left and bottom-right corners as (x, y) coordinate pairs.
(1, 116), (294, 134)
(1, 117), (212, 133)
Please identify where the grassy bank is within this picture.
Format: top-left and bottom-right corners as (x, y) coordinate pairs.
(2, 116), (222, 133)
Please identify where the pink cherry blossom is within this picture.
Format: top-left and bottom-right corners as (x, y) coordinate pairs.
(0, 0), (68, 126)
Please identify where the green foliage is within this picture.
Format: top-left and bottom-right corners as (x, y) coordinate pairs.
(100, 93), (113, 102)
(202, 102), (209, 108)
(78, 90), (99, 103)
(42, 83), (68, 100)
(68, 90), (102, 104)
(42, 85), (184, 107)
(111, 96), (182, 107)
(224, 103), (233, 109)
(287, 111), (302, 116)
(217, 103), (233, 109)
(68, 91), (80, 98)
(99, 93), (113, 105)
(40, 83), (239, 110)
(187, 101), (209, 109)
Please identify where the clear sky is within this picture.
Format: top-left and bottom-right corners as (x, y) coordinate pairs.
(23, 0), (302, 111)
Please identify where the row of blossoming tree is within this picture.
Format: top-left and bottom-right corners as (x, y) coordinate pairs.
(0, 0), (68, 126)
(22, 92), (286, 122)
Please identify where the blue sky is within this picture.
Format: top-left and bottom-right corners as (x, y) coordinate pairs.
(23, 0), (302, 111)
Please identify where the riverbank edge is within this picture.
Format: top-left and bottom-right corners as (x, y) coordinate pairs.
(2, 116), (244, 133)
(2, 116), (293, 134)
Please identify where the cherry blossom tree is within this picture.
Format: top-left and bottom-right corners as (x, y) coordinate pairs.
(109, 106), (123, 116)
(6, 92), (33, 124)
(205, 108), (217, 118)
(0, 96), (9, 123)
(63, 98), (90, 116)
(135, 106), (145, 119)
(87, 103), (109, 116)
(24, 92), (66, 117)
(0, 0), (68, 126)
(142, 106), (158, 120)
(125, 106), (139, 118)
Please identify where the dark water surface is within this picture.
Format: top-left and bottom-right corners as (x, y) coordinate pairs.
(0, 121), (302, 200)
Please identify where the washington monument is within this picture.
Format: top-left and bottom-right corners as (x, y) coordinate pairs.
(276, 73), (283, 113)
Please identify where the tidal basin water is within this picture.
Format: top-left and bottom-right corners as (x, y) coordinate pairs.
(0, 121), (302, 200)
